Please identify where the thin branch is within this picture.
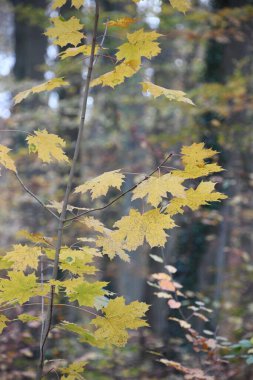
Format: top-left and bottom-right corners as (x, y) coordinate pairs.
(0, 129), (32, 135)
(36, 2), (100, 378)
(15, 173), (60, 220)
(65, 153), (173, 223)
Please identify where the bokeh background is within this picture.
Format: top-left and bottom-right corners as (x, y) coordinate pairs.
(0, 0), (253, 378)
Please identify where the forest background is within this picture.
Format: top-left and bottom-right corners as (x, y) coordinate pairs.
(0, 0), (253, 379)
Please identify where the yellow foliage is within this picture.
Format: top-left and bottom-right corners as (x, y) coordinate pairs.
(96, 231), (130, 261)
(59, 247), (97, 275)
(113, 209), (176, 251)
(132, 174), (185, 207)
(166, 182), (227, 215)
(170, 0), (191, 13)
(0, 314), (9, 334)
(0, 272), (48, 305)
(91, 62), (139, 88)
(45, 17), (84, 47)
(79, 216), (105, 233)
(141, 82), (194, 105)
(0, 145), (16, 173)
(75, 169), (125, 199)
(181, 142), (218, 167)
(52, 0), (84, 9)
(60, 361), (86, 380)
(14, 78), (69, 105)
(107, 17), (137, 28)
(92, 297), (149, 347)
(26, 129), (69, 163)
(60, 45), (98, 60)
(173, 163), (223, 179)
(4, 244), (42, 272)
(61, 278), (108, 307)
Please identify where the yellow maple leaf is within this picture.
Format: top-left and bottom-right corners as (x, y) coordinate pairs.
(61, 278), (108, 307)
(79, 216), (105, 233)
(116, 29), (162, 66)
(107, 17), (137, 28)
(0, 272), (48, 305)
(141, 82), (194, 105)
(166, 181), (227, 215)
(26, 129), (69, 163)
(96, 231), (130, 262)
(92, 297), (149, 347)
(170, 0), (191, 13)
(17, 230), (52, 246)
(132, 174), (185, 207)
(59, 45), (98, 60)
(181, 142), (218, 167)
(4, 244), (42, 272)
(75, 169), (125, 199)
(60, 361), (87, 380)
(59, 246), (97, 275)
(45, 16), (85, 47)
(0, 314), (9, 334)
(0, 145), (16, 173)
(91, 62), (139, 88)
(14, 77), (69, 105)
(172, 163), (223, 179)
(113, 209), (176, 251)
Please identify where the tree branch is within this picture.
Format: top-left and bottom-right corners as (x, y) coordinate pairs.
(64, 153), (173, 223)
(36, 2), (100, 378)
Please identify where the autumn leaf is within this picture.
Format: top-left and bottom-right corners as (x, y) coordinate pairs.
(181, 143), (218, 167)
(166, 181), (227, 215)
(26, 129), (69, 163)
(75, 169), (125, 199)
(113, 209), (176, 251)
(0, 145), (16, 173)
(168, 299), (181, 309)
(91, 297), (149, 347)
(132, 174), (185, 207)
(60, 321), (99, 346)
(0, 314), (9, 334)
(59, 247), (97, 276)
(170, 0), (191, 13)
(79, 216), (105, 233)
(107, 17), (137, 28)
(18, 313), (39, 323)
(91, 62), (139, 88)
(14, 78), (69, 105)
(60, 45), (98, 60)
(52, 0), (84, 9)
(45, 16), (85, 47)
(17, 230), (52, 246)
(96, 231), (130, 262)
(4, 244), (42, 272)
(173, 163), (223, 179)
(60, 361), (86, 380)
(61, 278), (108, 307)
(141, 82), (194, 105)
(0, 272), (48, 305)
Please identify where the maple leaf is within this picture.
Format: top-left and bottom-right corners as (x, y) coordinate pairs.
(0, 145), (16, 173)
(107, 17), (137, 28)
(0, 314), (9, 334)
(181, 143), (218, 167)
(60, 361), (86, 380)
(79, 216), (105, 233)
(113, 209), (176, 251)
(60, 321), (99, 346)
(45, 17), (85, 47)
(60, 45), (98, 60)
(173, 163), (223, 179)
(170, 0), (191, 13)
(166, 182), (227, 215)
(53, 0), (84, 9)
(116, 29), (162, 67)
(59, 247), (97, 275)
(14, 78), (69, 105)
(96, 231), (130, 262)
(132, 174), (185, 207)
(18, 313), (39, 323)
(17, 230), (52, 246)
(4, 244), (42, 272)
(91, 297), (149, 347)
(141, 82), (194, 105)
(62, 278), (108, 307)
(75, 169), (125, 199)
(91, 62), (139, 88)
(26, 129), (69, 163)
(0, 272), (48, 305)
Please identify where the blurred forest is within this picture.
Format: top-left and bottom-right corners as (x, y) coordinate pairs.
(0, 0), (253, 379)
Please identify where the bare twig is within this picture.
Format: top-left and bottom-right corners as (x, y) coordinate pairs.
(65, 153), (173, 223)
(15, 173), (60, 220)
